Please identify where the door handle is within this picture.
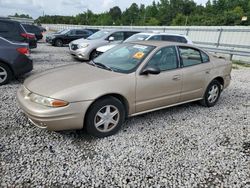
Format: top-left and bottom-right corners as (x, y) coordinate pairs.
(205, 70), (211, 74)
(173, 75), (181, 81)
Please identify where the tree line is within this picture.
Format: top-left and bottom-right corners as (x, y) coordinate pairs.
(23, 0), (250, 26)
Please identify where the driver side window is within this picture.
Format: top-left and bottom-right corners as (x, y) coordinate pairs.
(147, 46), (178, 71)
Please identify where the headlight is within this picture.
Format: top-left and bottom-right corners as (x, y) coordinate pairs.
(51, 35), (56, 39)
(29, 93), (68, 107)
(78, 43), (89, 48)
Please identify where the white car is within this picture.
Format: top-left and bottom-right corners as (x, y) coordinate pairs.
(96, 32), (193, 55)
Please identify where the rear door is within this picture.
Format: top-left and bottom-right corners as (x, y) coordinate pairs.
(135, 46), (183, 112)
(178, 46), (213, 102)
(65, 29), (77, 43)
(76, 30), (90, 39)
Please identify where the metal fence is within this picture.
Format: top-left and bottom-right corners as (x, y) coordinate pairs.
(43, 24), (250, 62)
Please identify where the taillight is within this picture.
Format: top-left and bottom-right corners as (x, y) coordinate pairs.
(17, 47), (29, 55)
(21, 33), (35, 39)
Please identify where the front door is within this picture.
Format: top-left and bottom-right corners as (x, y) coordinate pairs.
(136, 46), (183, 113)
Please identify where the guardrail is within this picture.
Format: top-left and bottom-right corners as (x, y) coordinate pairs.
(43, 24), (250, 62)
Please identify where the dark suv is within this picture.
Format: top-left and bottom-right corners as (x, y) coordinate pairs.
(46, 29), (94, 47)
(0, 19), (37, 49)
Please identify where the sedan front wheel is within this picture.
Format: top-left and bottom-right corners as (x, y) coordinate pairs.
(85, 96), (125, 137)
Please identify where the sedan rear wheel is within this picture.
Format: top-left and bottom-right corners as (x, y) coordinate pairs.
(85, 96), (125, 137)
(200, 80), (221, 107)
(0, 63), (12, 86)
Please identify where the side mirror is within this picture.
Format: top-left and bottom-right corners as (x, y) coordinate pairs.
(108, 36), (115, 41)
(141, 66), (161, 75)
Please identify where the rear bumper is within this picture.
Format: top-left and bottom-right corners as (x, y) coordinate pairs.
(224, 74), (231, 89)
(12, 55), (33, 77)
(29, 39), (37, 49)
(17, 86), (93, 131)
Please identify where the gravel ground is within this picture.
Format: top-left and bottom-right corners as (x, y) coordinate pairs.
(0, 42), (249, 187)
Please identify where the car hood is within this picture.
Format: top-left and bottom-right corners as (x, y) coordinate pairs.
(24, 63), (125, 102)
(72, 38), (90, 45)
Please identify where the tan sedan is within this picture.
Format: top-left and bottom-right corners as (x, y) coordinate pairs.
(17, 41), (232, 137)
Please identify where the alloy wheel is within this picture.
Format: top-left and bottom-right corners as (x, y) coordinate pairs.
(0, 66), (7, 84)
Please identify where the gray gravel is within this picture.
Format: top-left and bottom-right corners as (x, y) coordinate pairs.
(0, 42), (250, 187)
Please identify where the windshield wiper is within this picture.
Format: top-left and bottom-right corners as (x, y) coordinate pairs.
(94, 62), (113, 72)
(87, 60), (113, 71)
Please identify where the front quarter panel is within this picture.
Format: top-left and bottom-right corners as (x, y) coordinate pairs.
(51, 73), (137, 115)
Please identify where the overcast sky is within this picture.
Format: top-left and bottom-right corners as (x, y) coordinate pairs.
(0, 0), (207, 19)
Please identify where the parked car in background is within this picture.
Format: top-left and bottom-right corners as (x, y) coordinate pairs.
(0, 19), (37, 49)
(85, 29), (99, 33)
(0, 37), (33, 85)
(22, 24), (43, 40)
(96, 32), (193, 56)
(38, 26), (46, 32)
(69, 30), (140, 60)
(46, 29), (94, 47)
(17, 41), (231, 137)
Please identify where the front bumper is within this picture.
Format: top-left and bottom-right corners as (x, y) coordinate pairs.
(17, 86), (93, 131)
(69, 45), (90, 60)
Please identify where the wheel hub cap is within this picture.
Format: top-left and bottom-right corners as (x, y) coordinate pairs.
(208, 85), (219, 103)
(94, 105), (120, 133)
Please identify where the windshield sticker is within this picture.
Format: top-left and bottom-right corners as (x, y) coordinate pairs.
(133, 45), (148, 50)
(133, 52), (145, 59)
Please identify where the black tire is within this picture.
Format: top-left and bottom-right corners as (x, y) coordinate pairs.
(0, 62), (12, 86)
(85, 96), (125, 138)
(54, 39), (63, 47)
(200, 80), (221, 107)
(89, 50), (98, 60)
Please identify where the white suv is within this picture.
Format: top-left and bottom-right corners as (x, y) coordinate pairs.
(96, 32), (193, 55)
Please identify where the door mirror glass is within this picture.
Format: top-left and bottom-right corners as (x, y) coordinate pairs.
(141, 66), (161, 75)
(108, 36), (115, 41)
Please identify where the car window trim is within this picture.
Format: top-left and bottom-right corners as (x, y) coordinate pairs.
(139, 45), (180, 74)
(177, 46), (209, 68)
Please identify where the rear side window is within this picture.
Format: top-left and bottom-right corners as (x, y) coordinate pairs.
(0, 21), (15, 32)
(110, 32), (124, 41)
(148, 35), (162, 41)
(124, 32), (138, 40)
(179, 47), (202, 67)
(76, 30), (87, 35)
(201, 51), (210, 63)
(163, 35), (187, 43)
(0, 21), (22, 36)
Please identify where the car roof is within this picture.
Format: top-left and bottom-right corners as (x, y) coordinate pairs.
(134, 32), (188, 38)
(0, 18), (19, 24)
(129, 40), (194, 48)
(100, 29), (141, 32)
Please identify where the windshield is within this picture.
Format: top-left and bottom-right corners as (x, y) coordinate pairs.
(124, 34), (151, 43)
(59, 29), (71, 34)
(56, 29), (66, 34)
(93, 43), (155, 73)
(87, 30), (111, 40)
